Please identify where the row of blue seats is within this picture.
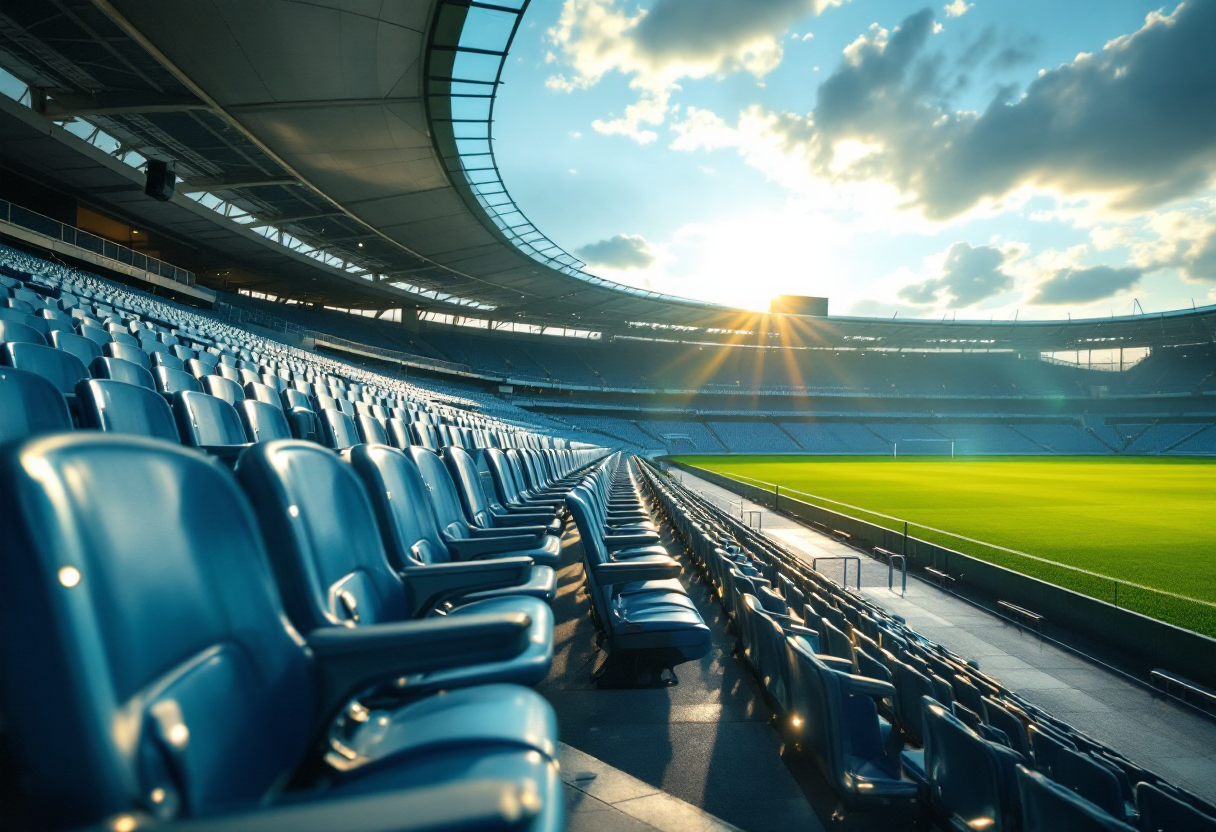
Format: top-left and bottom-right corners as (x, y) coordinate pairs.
(563, 456), (712, 685)
(0, 418), (606, 829)
(640, 462), (1216, 832)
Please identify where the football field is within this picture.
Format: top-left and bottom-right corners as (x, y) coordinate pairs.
(671, 455), (1216, 636)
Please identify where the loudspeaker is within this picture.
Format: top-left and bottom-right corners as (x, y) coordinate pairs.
(144, 159), (176, 202)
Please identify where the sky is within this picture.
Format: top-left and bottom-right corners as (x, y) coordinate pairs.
(490, 0), (1216, 319)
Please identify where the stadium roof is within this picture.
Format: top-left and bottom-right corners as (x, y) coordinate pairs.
(1, 0), (1214, 352)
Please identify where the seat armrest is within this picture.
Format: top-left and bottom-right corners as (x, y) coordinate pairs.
(400, 557), (533, 612)
(307, 613), (531, 718)
(816, 655), (856, 673)
(468, 525), (546, 542)
(604, 532), (660, 548)
(593, 560), (681, 585)
(100, 779), (539, 832)
(488, 512), (556, 527)
(838, 671), (897, 700)
(447, 535), (547, 559)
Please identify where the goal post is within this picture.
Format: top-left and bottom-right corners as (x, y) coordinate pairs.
(893, 439), (955, 458)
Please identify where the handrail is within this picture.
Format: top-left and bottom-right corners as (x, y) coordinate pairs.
(888, 554), (907, 595)
(811, 556), (862, 592)
(1, 199), (196, 287)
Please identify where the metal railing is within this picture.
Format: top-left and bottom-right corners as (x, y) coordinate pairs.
(811, 556), (862, 591)
(0, 199), (196, 287)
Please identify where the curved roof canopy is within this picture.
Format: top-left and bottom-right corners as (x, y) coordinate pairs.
(1, 0), (1213, 352)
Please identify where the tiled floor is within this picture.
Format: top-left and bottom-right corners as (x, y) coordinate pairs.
(562, 743), (746, 832)
(678, 468), (1216, 802)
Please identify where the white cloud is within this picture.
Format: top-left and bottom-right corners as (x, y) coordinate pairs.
(898, 242), (1018, 307)
(943, 1), (972, 18)
(545, 0), (844, 142)
(576, 234), (657, 269)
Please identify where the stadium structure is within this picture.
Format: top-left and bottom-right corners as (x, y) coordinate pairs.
(0, 3), (1214, 832)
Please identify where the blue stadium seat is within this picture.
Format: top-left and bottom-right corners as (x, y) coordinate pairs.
(281, 387), (310, 411)
(410, 446), (562, 567)
(0, 433), (563, 832)
(234, 440), (554, 695)
(349, 444), (558, 603)
(76, 378), (180, 442)
(153, 365), (202, 397)
(386, 416), (412, 449)
(921, 697), (1021, 831)
(1, 341), (89, 399)
(320, 407), (359, 450)
(355, 413), (389, 445)
(150, 350), (185, 371)
(566, 485), (711, 673)
(89, 355), (155, 390)
(444, 446), (561, 533)
(238, 399), (293, 442)
(102, 340), (151, 369)
(0, 318), (48, 347)
(244, 380), (282, 409)
(200, 373), (244, 405)
(75, 322), (112, 348)
(1055, 747), (1132, 822)
(0, 367), (72, 443)
(49, 328), (103, 367)
(1137, 782), (1216, 832)
(0, 306), (49, 335)
(1018, 765), (1136, 832)
(173, 390), (249, 453)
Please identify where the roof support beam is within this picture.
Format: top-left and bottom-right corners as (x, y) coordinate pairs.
(246, 210), (346, 228)
(38, 91), (209, 117)
(181, 174), (302, 193)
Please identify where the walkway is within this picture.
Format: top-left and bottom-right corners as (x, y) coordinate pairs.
(544, 521), (823, 832)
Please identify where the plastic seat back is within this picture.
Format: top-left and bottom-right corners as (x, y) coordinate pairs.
(174, 391), (248, 447)
(2, 341), (88, 396)
(1028, 723), (1077, 779)
(443, 445), (500, 528)
(0, 434), (316, 829)
(154, 366), (202, 397)
(244, 381), (282, 409)
(281, 388), (310, 411)
(76, 379), (180, 442)
(200, 374), (244, 405)
(49, 329), (103, 367)
(238, 399), (292, 443)
(103, 340), (151, 370)
(319, 408), (358, 450)
(982, 697), (1031, 760)
(90, 355), (155, 390)
(1137, 782), (1216, 832)
(150, 351), (185, 371)
(386, 417), (411, 449)
(1055, 748), (1125, 820)
(355, 414), (388, 445)
(236, 441), (411, 631)
(923, 697), (1018, 831)
(0, 367), (73, 443)
(893, 661), (935, 744)
(1018, 766), (1134, 832)
(349, 444), (456, 571)
(0, 318), (47, 346)
(408, 446), (474, 541)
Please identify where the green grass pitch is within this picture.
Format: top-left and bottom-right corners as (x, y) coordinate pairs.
(671, 455), (1216, 637)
